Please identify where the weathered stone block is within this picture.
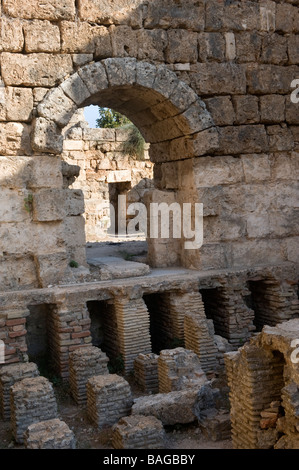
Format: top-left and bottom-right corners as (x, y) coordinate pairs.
(5, 88), (33, 122)
(29, 156), (63, 189)
(260, 95), (286, 123)
(32, 117), (63, 154)
(23, 20), (60, 53)
(218, 125), (268, 154)
(1, 53), (73, 87)
(33, 189), (66, 222)
(261, 34), (288, 65)
(198, 33), (225, 62)
(78, 62), (109, 96)
(35, 252), (68, 287)
(24, 419), (76, 449)
(3, 0), (76, 20)
(166, 29), (198, 63)
(37, 87), (77, 128)
(288, 35), (299, 65)
(137, 30), (167, 62)
(144, 0), (205, 31)
(232, 95), (260, 124)
(112, 415), (165, 449)
(78, 0), (143, 27)
(0, 18), (23, 52)
(61, 21), (112, 57)
(194, 155), (244, 188)
(87, 374), (133, 429)
(110, 25), (138, 58)
(191, 63), (246, 95)
(235, 32), (262, 63)
(206, 0), (260, 31)
(0, 123), (31, 156)
(247, 65), (299, 94)
(65, 189), (85, 216)
(204, 96), (235, 126)
(267, 126), (294, 152)
(10, 376), (58, 444)
(241, 154), (271, 183)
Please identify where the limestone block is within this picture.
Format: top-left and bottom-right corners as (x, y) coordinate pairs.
(2, 0), (76, 20)
(288, 36), (299, 65)
(191, 63), (246, 95)
(267, 126), (294, 152)
(260, 95), (286, 123)
(65, 189), (85, 216)
(0, 189), (30, 223)
(144, 0), (205, 31)
(23, 20), (60, 53)
(286, 101), (299, 125)
(24, 419), (76, 449)
(204, 96), (235, 126)
(64, 216), (86, 248)
(33, 88), (49, 105)
(194, 155), (243, 188)
(166, 30), (198, 63)
(72, 54), (94, 68)
(232, 95), (260, 124)
(241, 154), (271, 183)
(0, 255), (38, 290)
(230, 239), (285, 268)
(137, 30), (167, 62)
(276, 3), (298, 33)
(78, 62), (109, 96)
(37, 87), (77, 128)
(33, 189), (66, 222)
(261, 33), (288, 65)
(107, 170), (131, 183)
(61, 21), (112, 57)
(78, 0), (143, 28)
(0, 123), (31, 156)
(83, 128), (115, 141)
(206, 0), (260, 31)
(32, 117), (63, 154)
(0, 156), (32, 188)
(61, 73), (91, 107)
(247, 65), (299, 94)
(235, 32), (262, 63)
(112, 415), (165, 449)
(110, 25), (138, 58)
(219, 125), (268, 154)
(35, 252), (68, 287)
(0, 18), (23, 52)
(103, 57), (137, 88)
(198, 33), (225, 62)
(29, 156), (63, 190)
(1, 53), (73, 87)
(5, 88), (33, 122)
(132, 389), (202, 425)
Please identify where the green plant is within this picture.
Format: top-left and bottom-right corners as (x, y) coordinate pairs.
(96, 107), (130, 128)
(122, 123), (146, 161)
(69, 260), (79, 268)
(24, 193), (33, 214)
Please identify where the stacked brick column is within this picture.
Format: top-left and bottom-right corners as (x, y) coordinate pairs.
(0, 307), (30, 365)
(114, 296), (152, 372)
(47, 301), (92, 380)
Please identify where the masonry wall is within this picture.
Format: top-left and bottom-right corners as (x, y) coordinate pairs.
(62, 116), (154, 242)
(0, 0), (298, 290)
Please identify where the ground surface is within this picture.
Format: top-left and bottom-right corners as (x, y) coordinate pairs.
(0, 374), (232, 450)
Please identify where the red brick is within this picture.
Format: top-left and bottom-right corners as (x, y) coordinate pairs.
(71, 331), (90, 339)
(6, 318), (26, 327)
(8, 330), (27, 338)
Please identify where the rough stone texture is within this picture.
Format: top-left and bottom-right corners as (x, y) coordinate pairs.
(69, 346), (109, 405)
(10, 376), (58, 444)
(158, 347), (207, 393)
(225, 320), (299, 449)
(134, 353), (159, 394)
(0, 362), (39, 420)
(132, 388), (203, 425)
(87, 374), (133, 428)
(24, 419), (76, 449)
(112, 415), (165, 449)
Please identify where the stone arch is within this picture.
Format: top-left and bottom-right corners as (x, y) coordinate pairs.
(32, 58), (218, 162)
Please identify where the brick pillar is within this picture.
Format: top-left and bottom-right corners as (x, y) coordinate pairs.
(0, 307), (29, 366)
(48, 301), (92, 380)
(114, 296), (152, 373)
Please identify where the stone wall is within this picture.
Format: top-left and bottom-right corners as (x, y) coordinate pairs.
(0, 0), (297, 288)
(62, 112), (154, 242)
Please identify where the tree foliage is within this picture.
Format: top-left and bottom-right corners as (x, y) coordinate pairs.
(96, 107), (146, 160)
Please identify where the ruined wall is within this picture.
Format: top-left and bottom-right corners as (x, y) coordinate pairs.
(0, 0), (298, 290)
(62, 115), (154, 242)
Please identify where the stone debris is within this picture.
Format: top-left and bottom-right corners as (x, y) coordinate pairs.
(69, 346), (109, 405)
(10, 376), (58, 444)
(134, 353), (159, 394)
(112, 415), (165, 449)
(158, 347), (207, 393)
(0, 362), (40, 420)
(24, 418), (76, 449)
(132, 389), (203, 425)
(87, 374), (133, 429)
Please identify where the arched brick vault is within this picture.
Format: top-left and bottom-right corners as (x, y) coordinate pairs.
(32, 58), (219, 162)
